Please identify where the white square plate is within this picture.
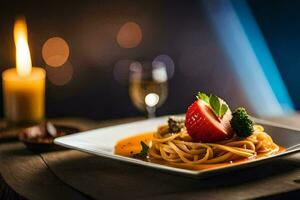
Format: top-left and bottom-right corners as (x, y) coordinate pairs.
(54, 116), (300, 177)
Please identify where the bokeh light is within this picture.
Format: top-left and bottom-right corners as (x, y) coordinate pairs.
(129, 61), (142, 73)
(152, 64), (167, 82)
(152, 55), (175, 79)
(42, 37), (69, 67)
(46, 62), (73, 86)
(145, 93), (160, 107)
(129, 61), (143, 81)
(117, 22), (142, 48)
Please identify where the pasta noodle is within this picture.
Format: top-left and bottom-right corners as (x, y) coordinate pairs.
(148, 124), (280, 164)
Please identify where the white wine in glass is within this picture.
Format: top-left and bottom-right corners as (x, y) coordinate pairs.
(129, 61), (168, 118)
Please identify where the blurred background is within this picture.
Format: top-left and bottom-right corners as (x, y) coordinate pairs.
(0, 0), (298, 120)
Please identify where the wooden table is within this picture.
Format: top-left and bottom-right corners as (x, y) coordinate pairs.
(0, 116), (300, 200)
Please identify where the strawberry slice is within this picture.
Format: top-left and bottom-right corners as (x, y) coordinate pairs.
(185, 99), (233, 142)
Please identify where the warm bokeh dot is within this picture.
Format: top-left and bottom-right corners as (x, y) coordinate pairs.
(117, 22), (142, 48)
(42, 37), (70, 67)
(46, 62), (73, 86)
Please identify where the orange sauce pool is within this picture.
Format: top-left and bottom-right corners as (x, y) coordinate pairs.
(115, 132), (153, 157)
(114, 132), (285, 171)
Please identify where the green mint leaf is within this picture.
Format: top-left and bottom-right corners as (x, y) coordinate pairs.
(196, 92), (210, 104)
(196, 91), (229, 118)
(209, 95), (221, 116)
(133, 141), (149, 159)
(220, 103), (228, 117)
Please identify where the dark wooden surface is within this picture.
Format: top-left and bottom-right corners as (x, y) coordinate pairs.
(0, 118), (96, 200)
(40, 148), (300, 200)
(0, 116), (300, 200)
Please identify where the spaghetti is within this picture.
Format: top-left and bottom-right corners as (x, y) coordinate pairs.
(148, 124), (280, 164)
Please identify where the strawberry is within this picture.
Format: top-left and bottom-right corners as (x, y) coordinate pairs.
(185, 93), (233, 142)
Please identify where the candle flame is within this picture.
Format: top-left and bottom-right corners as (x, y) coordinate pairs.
(14, 17), (32, 77)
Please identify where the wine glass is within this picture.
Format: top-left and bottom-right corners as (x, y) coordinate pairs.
(129, 61), (168, 118)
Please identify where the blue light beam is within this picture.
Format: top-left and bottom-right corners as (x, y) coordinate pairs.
(202, 0), (294, 116)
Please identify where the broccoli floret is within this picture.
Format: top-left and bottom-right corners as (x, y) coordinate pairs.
(230, 107), (254, 137)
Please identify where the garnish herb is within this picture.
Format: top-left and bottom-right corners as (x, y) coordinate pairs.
(209, 95), (220, 116)
(197, 92), (229, 118)
(220, 104), (229, 117)
(230, 107), (254, 137)
(133, 141), (149, 159)
(197, 92), (210, 104)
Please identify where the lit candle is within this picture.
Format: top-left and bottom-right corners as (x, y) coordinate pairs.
(2, 18), (45, 125)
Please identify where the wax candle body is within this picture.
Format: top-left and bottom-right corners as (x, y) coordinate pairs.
(2, 67), (45, 124)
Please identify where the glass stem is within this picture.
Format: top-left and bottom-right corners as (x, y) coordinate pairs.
(146, 106), (156, 118)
